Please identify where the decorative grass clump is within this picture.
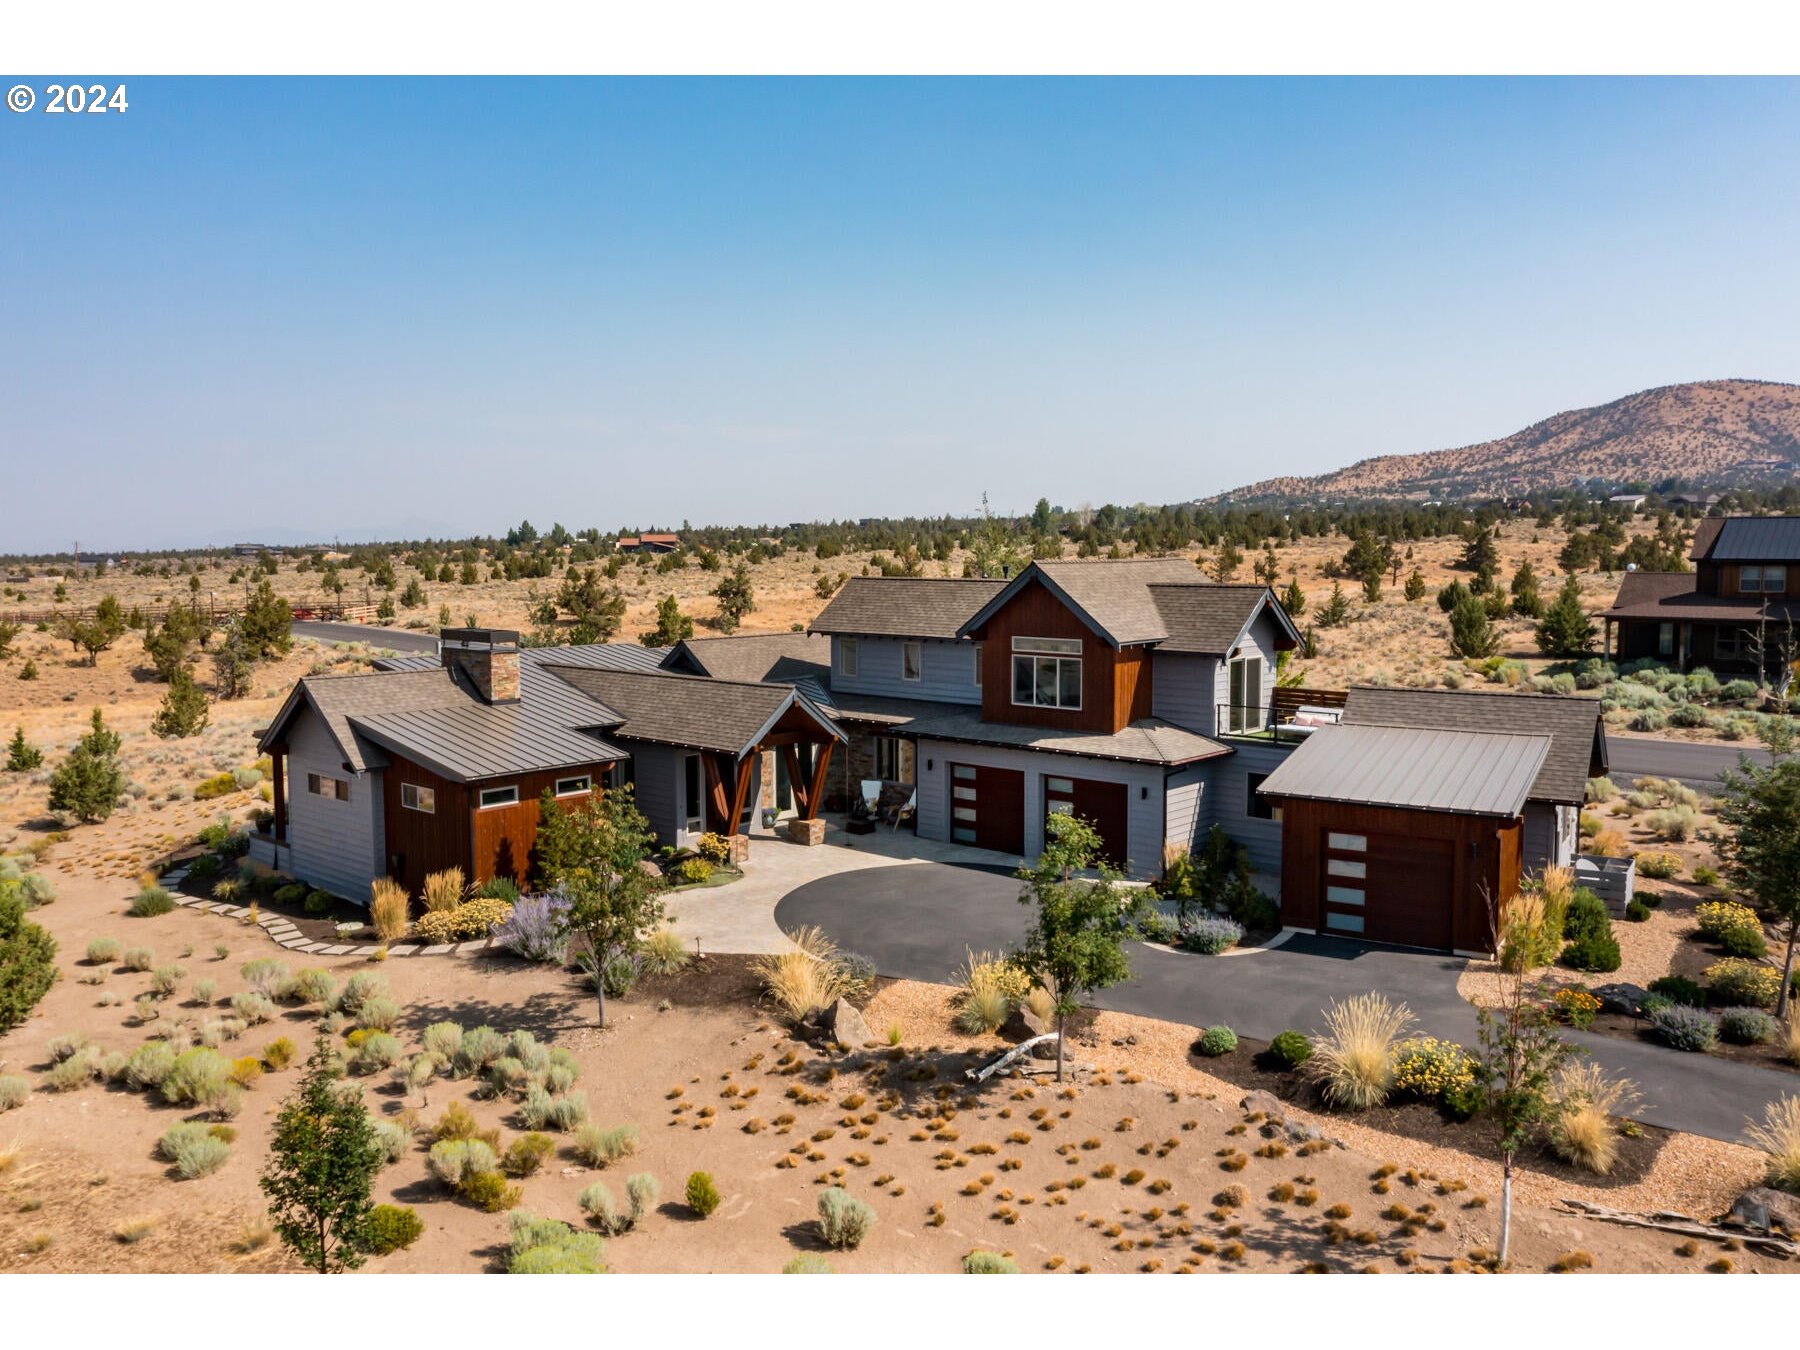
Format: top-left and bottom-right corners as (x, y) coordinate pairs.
(1309, 993), (1412, 1110)
(128, 886), (175, 918)
(1548, 1063), (1639, 1175)
(369, 877), (410, 943)
(753, 926), (861, 1023)
(641, 926), (691, 976)
(0, 1075), (29, 1111)
(421, 867), (466, 914)
(1746, 1095), (1800, 1194)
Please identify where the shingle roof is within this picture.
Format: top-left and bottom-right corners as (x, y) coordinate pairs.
(1026, 558), (1204, 645)
(663, 633), (831, 685)
(1256, 723), (1551, 818)
(543, 666), (842, 756)
(1601, 570), (1800, 623)
(1341, 686), (1606, 805)
(1705, 517), (1800, 562)
(809, 577), (1007, 639)
(823, 692), (1228, 767)
(1147, 584), (1296, 655)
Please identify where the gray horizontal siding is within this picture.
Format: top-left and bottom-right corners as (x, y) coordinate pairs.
(1151, 652), (1220, 736)
(1207, 741), (1291, 876)
(625, 741), (764, 846)
(285, 708), (384, 903)
(1163, 763), (1211, 856)
(1523, 801), (1577, 874)
(831, 636), (980, 705)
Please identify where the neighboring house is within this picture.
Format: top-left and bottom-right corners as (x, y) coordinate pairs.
(1601, 515), (1800, 672)
(1258, 686), (1607, 953)
(255, 627), (841, 901)
(810, 560), (1302, 877)
(617, 532), (682, 554)
(1608, 494), (1648, 510)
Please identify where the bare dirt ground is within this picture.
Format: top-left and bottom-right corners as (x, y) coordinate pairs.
(0, 861), (1785, 1275)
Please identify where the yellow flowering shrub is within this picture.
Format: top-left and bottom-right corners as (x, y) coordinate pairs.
(1550, 987), (1601, 1029)
(1704, 958), (1779, 1009)
(1390, 1037), (1476, 1104)
(1696, 901), (1759, 943)
(414, 897), (515, 944)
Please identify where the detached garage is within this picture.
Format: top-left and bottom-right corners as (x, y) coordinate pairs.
(1256, 722), (1548, 955)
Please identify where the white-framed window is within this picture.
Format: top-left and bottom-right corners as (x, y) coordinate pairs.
(901, 640), (922, 682)
(1011, 636), (1083, 710)
(1742, 565), (1788, 594)
(400, 782), (435, 814)
(838, 638), (860, 678)
(973, 642), (983, 686)
(1228, 655), (1265, 733)
(478, 785), (520, 809)
(554, 775), (592, 797)
(307, 772), (349, 802)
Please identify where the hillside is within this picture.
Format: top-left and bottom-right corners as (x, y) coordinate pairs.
(1216, 378), (1800, 503)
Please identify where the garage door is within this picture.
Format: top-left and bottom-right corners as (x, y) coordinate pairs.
(1320, 829), (1454, 951)
(949, 763), (1025, 857)
(1044, 774), (1129, 871)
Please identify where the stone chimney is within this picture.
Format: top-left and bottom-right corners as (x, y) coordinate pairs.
(440, 627), (521, 704)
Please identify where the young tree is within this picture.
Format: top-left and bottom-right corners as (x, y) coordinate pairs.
(1209, 539), (1243, 583)
(151, 668), (211, 739)
(556, 567), (627, 643)
(399, 576), (426, 608)
(60, 595), (127, 665)
(0, 619), (18, 658)
(1508, 561), (1544, 618)
(47, 708), (125, 823)
(1315, 582), (1351, 628)
(966, 492), (1030, 579)
(240, 578), (294, 660)
(1449, 594), (1501, 659)
(536, 785), (667, 1028)
(1534, 574), (1596, 658)
(1403, 568), (1427, 602)
(711, 565), (756, 634)
(1715, 755), (1800, 1019)
(5, 725), (43, 772)
(1255, 545), (1280, 587)
(214, 620), (256, 700)
(1460, 525), (1499, 576)
(1471, 898), (1574, 1267)
(260, 1032), (384, 1274)
(1280, 576), (1307, 617)
(1341, 533), (1392, 591)
(640, 593), (695, 647)
(1009, 813), (1141, 1082)
(1361, 574), (1382, 604)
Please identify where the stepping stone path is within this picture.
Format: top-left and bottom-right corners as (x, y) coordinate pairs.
(158, 860), (497, 958)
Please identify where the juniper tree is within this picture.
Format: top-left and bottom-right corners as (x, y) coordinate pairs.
(711, 565), (756, 634)
(151, 669), (211, 739)
(260, 1031), (384, 1274)
(240, 579), (293, 659)
(1403, 568), (1427, 602)
(1316, 582), (1351, 628)
(1449, 594), (1501, 659)
(1534, 574), (1595, 658)
(47, 708), (125, 823)
(1715, 755), (1800, 1020)
(5, 725), (42, 772)
(1280, 576), (1307, 617)
(640, 593), (695, 647)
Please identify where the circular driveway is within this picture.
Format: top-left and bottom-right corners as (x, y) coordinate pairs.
(773, 860), (1475, 1041)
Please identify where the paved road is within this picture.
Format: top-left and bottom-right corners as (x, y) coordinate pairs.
(776, 860), (1795, 1143)
(1606, 733), (1768, 792)
(291, 620), (439, 653)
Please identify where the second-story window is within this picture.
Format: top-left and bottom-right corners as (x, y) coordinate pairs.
(838, 638), (859, 678)
(902, 640), (922, 682)
(1743, 565), (1788, 594)
(1011, 636), (1082, 710)
(973, 642), (983, 687)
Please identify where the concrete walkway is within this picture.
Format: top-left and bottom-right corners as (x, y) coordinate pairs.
(773, 857), (1797, 1145)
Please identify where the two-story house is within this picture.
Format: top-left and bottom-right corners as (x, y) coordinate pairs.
(810, 559), (1303, 877)
(1603, 515), (1800, 672)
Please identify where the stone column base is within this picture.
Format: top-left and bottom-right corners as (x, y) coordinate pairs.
(728, 833), (751, 864)
(784, 816), (827, 846)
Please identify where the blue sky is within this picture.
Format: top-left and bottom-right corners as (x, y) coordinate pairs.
(2, 77), (1797, 552)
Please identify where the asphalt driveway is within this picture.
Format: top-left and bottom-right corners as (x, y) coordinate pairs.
(773, 860), (1796, 1144)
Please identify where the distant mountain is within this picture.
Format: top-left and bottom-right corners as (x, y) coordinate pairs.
(1213, 379), (1800, 504)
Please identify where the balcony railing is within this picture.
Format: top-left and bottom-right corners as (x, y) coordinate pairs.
(1215, 702), (1343, 743)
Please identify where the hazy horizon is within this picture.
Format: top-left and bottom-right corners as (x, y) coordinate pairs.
(5, 77), (1799, 552)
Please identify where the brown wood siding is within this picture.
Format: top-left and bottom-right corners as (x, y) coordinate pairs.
(470, 766), (612, 888)
(382, 759), (472, 899)
(973, 580), (1141, 733)
(1717, 562), (1799, 599)
(1270, 797), (1518, 953)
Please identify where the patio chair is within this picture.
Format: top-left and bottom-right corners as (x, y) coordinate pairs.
(858, 779), (883, 819)
(886, 787), (917, 832)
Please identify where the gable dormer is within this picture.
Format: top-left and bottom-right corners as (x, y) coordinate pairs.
(1691, 517), (1800, 599)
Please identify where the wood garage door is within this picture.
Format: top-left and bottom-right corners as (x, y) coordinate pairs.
(1043, 773), (1129, 871)
(948, 763), (1025, 857)
(1320, 828), (1455, 951)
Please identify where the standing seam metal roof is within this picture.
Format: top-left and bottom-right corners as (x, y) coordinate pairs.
(1255, 723), (1551, 817)
(1708, 517), (1800, 562)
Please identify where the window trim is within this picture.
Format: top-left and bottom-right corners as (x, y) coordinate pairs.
(1742, 564), (1787, 595)
(307, 772), (349, 802)
(837, 637), (860, 678)
(972, 641), (983, 686)
(901, 639), (922, 683)
(1010, 644), (1083, 711)
(553, 775), (592, 798)
(873, 736), (903, 782)
(477, 785), (520, 810)
(400, 782), (435, 815)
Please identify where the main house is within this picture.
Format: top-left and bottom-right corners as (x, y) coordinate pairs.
(1602, 515), (1800, 673)
(256, 559), (1607, 956)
